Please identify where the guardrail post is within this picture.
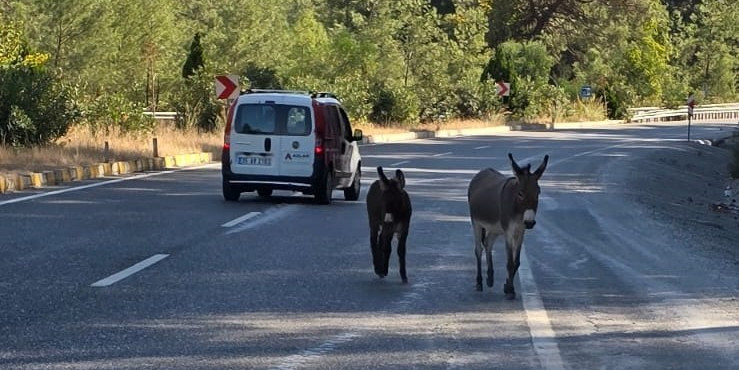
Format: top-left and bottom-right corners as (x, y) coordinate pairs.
(152, 138), (159, 158)
(104, 141), (110, 163)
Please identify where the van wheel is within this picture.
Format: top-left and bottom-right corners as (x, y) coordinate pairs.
(344, 167), (361, 201)
(315, 170), (333, 205)
(223, 180), (240, 202)
(257, 189), (273, 198)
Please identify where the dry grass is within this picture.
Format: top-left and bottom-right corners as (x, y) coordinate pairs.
(354, 113), (507, 135)
(0, 124), (223, 175)
(0, 113), (508, 175)
(566, 98), (608, 122)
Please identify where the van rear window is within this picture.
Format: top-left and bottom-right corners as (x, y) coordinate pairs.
(234, 104), (312, 136)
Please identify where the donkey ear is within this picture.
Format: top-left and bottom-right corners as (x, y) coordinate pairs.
(533, 154), (549, 179)
(395, 169), (406, 189)
(377, 166), (390, 190)
(508, 153), (524, 175)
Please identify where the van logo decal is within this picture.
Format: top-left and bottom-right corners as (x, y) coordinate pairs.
(284, 152), (310, 161)
(292, 141), (300, 149)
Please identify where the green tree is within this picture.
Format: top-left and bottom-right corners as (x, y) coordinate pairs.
(182, 32), (205, 79)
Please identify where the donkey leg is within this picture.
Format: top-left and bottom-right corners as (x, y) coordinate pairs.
(484, 234), (497, 288)
(370, 226), (383, 277)
(504, 241), (523, 300)
(473, 224), (484, 291)
(397, 227), (409, 283)
(380, 230), (393, 277)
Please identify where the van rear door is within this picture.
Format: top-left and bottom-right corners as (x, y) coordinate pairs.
(278, 104), (314, 178)
(229, 102), (281, 177)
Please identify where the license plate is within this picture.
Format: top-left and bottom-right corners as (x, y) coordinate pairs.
(238, 156), (271, 166)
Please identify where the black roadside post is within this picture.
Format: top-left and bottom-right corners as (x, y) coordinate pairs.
(687, 93), (695, 141)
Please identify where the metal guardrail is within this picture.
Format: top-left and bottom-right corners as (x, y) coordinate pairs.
(143, 111), (179, 121)
(629, 103), (739, 123)
(144, 104), (739, 124)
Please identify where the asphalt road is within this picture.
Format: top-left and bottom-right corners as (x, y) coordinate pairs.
(1, 121), (737, 369)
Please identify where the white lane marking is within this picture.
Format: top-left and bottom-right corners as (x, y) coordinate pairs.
(432, 151), (452, 157)
(519, 248), (565, 370)
(271, 274), (432, 370)
(273, 332), (361, 370)
(221, 212), (261, 228)
(362, 166), (478, 175)
(390, 160), (410, 166)
(224, 205), (298, 235)
(0, 164), (219, 207)
(91, 254), (169, 287)
(474, 145), (491, 150)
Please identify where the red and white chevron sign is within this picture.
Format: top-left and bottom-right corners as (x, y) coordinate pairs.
(215, 75), (239, 100)
(496, 81), (510, 97)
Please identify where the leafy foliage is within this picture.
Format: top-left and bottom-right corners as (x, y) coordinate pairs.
(0, 21), (79, 146)
(0, 0), (736, 142)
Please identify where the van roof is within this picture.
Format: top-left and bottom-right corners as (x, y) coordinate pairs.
(237, 89), (341, 106)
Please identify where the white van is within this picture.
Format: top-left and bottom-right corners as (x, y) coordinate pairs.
(221, 90), (363, 204)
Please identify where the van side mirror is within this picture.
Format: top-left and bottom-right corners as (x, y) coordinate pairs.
(353, 129), (363, 142)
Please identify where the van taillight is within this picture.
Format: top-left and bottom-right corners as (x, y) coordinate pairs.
(315, 138), (324, 155)
(223, 99), (237, 150)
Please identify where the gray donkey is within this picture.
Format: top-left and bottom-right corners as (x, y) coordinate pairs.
(467, 153), (549, 299)
(366, 167), (412, 283)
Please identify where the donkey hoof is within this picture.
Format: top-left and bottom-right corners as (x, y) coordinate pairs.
(401, 277), (408, 284)
(486, 278), (494, 287)
(475, 283), (483, 291)
(505, 292), (516, 300)
(377, 274), (386, 279)
(503, 283), (514, 295)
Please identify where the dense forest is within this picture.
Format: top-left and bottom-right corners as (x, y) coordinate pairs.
(1, 0), (737, 146)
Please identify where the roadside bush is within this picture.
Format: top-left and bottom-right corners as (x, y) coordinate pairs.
(569, 97), (607, 121)
(0, 25), (79, 146)
(368, 84), (419, 126)
(82, 92), (155, 135)
(172, 71), (221, 133)
(539, 85), (571, 123)
(597, 84), (636, 120)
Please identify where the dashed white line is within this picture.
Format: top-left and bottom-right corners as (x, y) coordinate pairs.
(474, 145), (491, 150)
(272, 332), (361, 370)
(221, 211), (261, 227)
(390, 160), (410, 166)
(90, 254), (169, 287)
(432, 151), (452, 157)
(224, 204), (299, 235)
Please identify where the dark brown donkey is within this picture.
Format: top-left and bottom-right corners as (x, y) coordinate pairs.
(366, 167), (412, 283)
(467, 153), (548, 299)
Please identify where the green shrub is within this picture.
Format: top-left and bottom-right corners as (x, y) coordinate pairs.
(82, 92), (155, 135)
(0, 60), (79, 146)
(368, 84), (419, 125)
(172, 71), (221, 133)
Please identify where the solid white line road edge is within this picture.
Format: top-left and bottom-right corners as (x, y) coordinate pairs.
(0, 163), (220, 207)
(519, 248), (565, 370)
(91, 254), (170, 287)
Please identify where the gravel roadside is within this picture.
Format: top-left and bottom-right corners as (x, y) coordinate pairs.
(612, 139), (739, 264)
